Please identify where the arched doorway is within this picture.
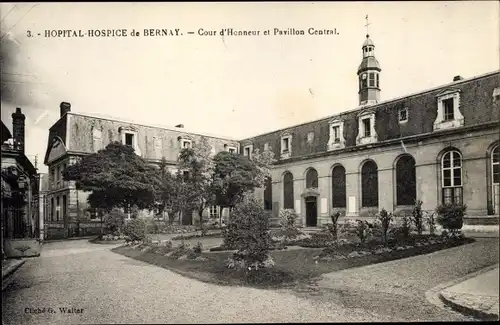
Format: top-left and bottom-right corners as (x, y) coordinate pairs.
(305, 196), (317, 227)
(396, 155), (417, 206)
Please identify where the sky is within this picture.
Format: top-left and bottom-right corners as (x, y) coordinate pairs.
(1, 1), (499, 173)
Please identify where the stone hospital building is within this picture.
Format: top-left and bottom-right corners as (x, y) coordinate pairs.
(43, 34), (500, 238)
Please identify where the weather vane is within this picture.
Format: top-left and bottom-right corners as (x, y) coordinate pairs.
(365, 14), (371, 37)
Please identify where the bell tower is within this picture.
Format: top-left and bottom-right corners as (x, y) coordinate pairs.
(357, 15), (381, 106)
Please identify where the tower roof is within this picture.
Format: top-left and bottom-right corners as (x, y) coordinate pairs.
(362, 34), (375, 48)
(357, 56), (381, 73)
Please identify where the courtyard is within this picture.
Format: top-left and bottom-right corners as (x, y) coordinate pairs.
(2, 236), (498, 324)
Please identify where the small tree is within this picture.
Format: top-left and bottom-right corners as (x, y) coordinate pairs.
(377, 208), (393, 246)
(327, 211), (342, 240)
(412, 200), (424, 235)
(63, 142), (160, 213)
(224, 193), (272, 269)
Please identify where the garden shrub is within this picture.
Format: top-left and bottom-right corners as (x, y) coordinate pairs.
(436, 203), (467, 235)
(103, 208), (126, 235)
(355, 220), (372, 245)
(392, 212), (412, 239)
(193, 241), (203, 254)
(426, 211), (437, 235)
(223, 193), (272, 269)
(278, 209), (302, 241)
(412, 200), (424, 235)
(123, 218), (147, 241)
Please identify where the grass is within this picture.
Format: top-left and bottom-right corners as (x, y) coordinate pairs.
(112, 235), (475, 289)
(170, 231), (222, 241)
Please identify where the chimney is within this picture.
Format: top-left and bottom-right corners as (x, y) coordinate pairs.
(175, 124), (184, 128)
(60, 101), (71, 117)
(11, 107), (26, 153)
(453, 75), (464, 82)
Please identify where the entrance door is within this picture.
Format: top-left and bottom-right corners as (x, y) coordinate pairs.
(305, 196), (318, 227)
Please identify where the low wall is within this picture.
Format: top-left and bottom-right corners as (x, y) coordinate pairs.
(4, 238), (42, 258)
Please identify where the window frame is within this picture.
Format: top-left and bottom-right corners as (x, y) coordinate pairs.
(398, 107), (408, 123)
(441, 150), (463, 205)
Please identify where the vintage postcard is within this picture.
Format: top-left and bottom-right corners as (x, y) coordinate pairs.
(1, 1), (499, 324)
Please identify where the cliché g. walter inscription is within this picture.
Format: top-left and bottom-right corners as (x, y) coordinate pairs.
(25, 307), (84, 314)
(26, 27), (338, 38)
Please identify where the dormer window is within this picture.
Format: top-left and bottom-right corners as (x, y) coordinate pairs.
(356, 110), (377, 145)
(243, 144), (253, 158)
(125, 133), (134, 146)
(399, 108), (408, 123)
(328, 118), (345, 150)
(178, 136), (193, 150)
(280, 134), (292, 158)
(493, 88), (500, 104)
(362, 118), (371, 137)
(119, 126), (141, 155)
(434, 88), (464, 131)
(443, 98), (454, 121)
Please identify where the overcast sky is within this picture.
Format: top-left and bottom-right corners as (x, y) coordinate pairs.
(1, 1), (498, 173)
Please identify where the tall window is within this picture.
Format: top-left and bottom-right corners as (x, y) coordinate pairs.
(51, 197), (54, 221)
(396, 155), (417, 206)
(209, 206), (219, 218)
(62, 195), (67, 220)
(363, 118), (371, 137)
(332, 165), (346, 208)
(369, 73), (375, 87)
(306, 168), (318, 188)
(56, 196), (60, 221)
(125, 133), (134, 146)
(361, 160), (379, 207)
(376, 73), (379, 88)
(492, 146), (499, 185)
(441, 150), (462, 204)
(332, 126), (340, 142)
(282, 138), (290, 152)
(443, 98), (454, 121)
(283, 172), (294, 209)
(264, 177), (272, 210)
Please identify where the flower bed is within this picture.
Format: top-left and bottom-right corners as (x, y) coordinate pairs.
(90, 234), (128, 244)
(170, 231), (222, 241)
(314, 234), (474, 262)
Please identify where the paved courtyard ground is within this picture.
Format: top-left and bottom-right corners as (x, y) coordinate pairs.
(2, 237), (498, 324)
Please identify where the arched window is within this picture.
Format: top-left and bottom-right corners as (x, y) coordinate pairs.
(283, 172), (294, 209)
(332, 165), (346, 208)
(492, 145), (499, 185)
(361, 160), (378, 207)
(306, 168), (318, 188)
(263, 177), (272, 211)
(396, 155), (417, 206)
(441, 150), (462, 205)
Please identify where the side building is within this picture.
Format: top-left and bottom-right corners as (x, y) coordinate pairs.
(43, 103), (240, 238)
(1, 108), (42, 258)
(241, 35), (500, 227)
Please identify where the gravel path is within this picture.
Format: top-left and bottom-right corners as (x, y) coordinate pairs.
(284, 237), (499, 322)
(2, 240), (393, 324)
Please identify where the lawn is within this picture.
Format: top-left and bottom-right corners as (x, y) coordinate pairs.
(112, 234), (475, 289)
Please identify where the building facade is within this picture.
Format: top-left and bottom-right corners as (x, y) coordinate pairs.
(1, 108), (42, 258)
(240, 35), (500, 227)
(44, 33), (500, 236)
(43, 103), (240, 238)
